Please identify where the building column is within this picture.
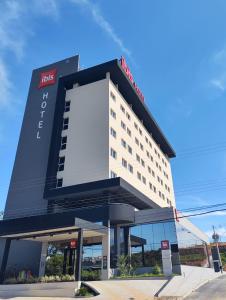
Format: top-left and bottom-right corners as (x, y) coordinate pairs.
(113, 225), (121, 268)
(101, 223), (111, 280)
(38, 242), (48, 277)
(68, 249), (74, 275)
(74, 229), (83, 285)
(63, 248), (68, 275)
(141, 245), (145, 267)
(204, 243), (211, 268)
(0, 238), (11, 284)
(124, 227), (131, 265)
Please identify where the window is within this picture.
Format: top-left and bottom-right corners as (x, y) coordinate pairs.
(63, 117), (69, 130)
(149, 142), (152, 148)
(122, 158), (127, 168)
(162, 193), (165, 200)
(141, 159), (145, 167)
(139, 129), (142, 136)
(121, 139), (126, 148)
(158, 153), (160, 159)
(136, 154), (140, 163)
(121, 121), (126, 130)
(145, 137), (148, 144)
(128, 145), (132, 154)
(110, 148), (117, 159)
(159, 165), (162, 172)
(161, 179), (163, 186)
(154, 149), (157, 155)
(128, 164), (133, 173)
(64, 101), (71, 112)
(159, 191), (162, 198)
(61, 136), (67, 150)
(148, 166), (151, 174)
(137, 172), (141, 180)
(58, 156), (65, 172)
(110, 127), (116, 138)
(140, 143), (144, 151)
(110, 109), (116, 119)
(110, 91), (116, 101)
(56, 178), (63, 188)
(110, 171), (117, 178)
(120, 105), (125, 113)
(135, 138), (139, 146)
(126, 112), (131, 120)
(142, 176), (146, 184)
(156, 161), (159, 168)
(152, 170), (155, 177)
(146, 151), (150, 158)
(157, 176), (160, 183)
(134, 122), (138, 130)
(149, 182), (153, 190)
(150, 155), (153, 162)
(153, 186), (156, 193)
(127, 127), (131, 137)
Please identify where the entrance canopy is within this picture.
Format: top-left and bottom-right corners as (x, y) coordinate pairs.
(0, 211), (107, 242)
(0, 213), (108, 284)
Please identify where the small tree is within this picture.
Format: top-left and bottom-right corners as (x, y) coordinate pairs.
(118, 255), (136, 277)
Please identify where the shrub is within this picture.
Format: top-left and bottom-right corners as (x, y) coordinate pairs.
(152, 265), (161, 275)
(81, 269), (100, 281)
(4, 277), (17, 284)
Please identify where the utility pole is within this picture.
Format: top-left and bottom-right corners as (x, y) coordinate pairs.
(212, 226), (223, 273)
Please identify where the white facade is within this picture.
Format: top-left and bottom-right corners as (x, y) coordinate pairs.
(57, 75), (176, 208)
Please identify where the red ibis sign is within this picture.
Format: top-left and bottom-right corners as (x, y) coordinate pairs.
(70, 240), (77, 249)
(161, 240), (170, 250)
(120, 57), (145, 102)
(39, 69), (57, 88)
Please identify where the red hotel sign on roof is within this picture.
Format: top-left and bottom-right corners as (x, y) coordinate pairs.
(120, 57), (145, 102)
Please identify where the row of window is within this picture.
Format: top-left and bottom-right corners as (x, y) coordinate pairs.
(56, 99), (71, 188)
(110, 93), (168, 167)
(110, 118), (170, 180)
(110, 147), (171, 195)
(110, 167), (171, 206)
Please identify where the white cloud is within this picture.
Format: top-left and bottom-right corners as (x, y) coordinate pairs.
(210, 78), (226, 91)
(0, 0), (59, 111)
(31, 0), (59, 19)
(0, 58), (12, 108)
(189, 210), (226, 219)
(209, 45), (226, 92)
(70, 0), (132, 59)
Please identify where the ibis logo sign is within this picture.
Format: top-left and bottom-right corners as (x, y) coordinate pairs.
(39, 69), (57, 88)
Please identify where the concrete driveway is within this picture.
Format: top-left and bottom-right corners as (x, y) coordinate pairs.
(185, 275), (226, 300)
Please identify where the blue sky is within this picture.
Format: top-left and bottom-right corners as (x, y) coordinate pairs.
(0, 0), (226, 240)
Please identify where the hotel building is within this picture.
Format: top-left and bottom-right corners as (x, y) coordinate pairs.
(0, 55), (210, 282)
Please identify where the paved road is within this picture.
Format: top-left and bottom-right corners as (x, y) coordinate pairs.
(185, 275), (226, 300)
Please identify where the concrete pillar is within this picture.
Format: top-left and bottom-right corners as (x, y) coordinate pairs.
(63, 248), (67, 274)
(124, 227), (131, 265)
(101, 223), (111, 280)
(204, 243), (211, 268)
(75, 229), (83, 285)
(38, 242), (48, 277)
(113, 225), (121, 268)
(0, 238), (11, 283)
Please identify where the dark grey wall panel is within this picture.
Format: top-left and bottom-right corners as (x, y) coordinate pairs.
(4, 55), (79, 218)
(2, 55), (79, 276)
